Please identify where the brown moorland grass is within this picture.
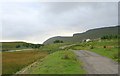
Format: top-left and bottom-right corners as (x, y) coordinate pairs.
(2, 50), (48, 74)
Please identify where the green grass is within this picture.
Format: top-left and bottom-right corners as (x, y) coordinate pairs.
(39, 43), (71, 53)
(90, 48), (119, 61)
(2, 39), (118, 74)
(69, 39), (119, 62)
(30, 50), (86, 74)
(2, 43), (74, 74)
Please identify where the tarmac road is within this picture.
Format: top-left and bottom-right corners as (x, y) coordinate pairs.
(74, 50), (118, 74)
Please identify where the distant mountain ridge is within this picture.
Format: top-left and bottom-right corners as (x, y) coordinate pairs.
(43, 26), (119, 44)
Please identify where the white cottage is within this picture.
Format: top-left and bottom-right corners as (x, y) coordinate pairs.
(86, 39), (91, 42)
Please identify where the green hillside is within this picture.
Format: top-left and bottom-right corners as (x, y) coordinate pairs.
(1, 42), (43, 51)
(43, 26), (119, 44)
(44, 36), (73, 45)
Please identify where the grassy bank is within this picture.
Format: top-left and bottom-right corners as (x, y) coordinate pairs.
(30, 50), (86, 74)
(2, 50), (48, 74)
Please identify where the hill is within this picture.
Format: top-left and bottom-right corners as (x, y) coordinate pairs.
(1, 42), (43, 51)
(43, 26), (119, 44)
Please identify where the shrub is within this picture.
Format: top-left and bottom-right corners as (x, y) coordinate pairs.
(90, 46), (94, 49)
(54, 40), (63, 43)
(103, 46), (106, 48)
(101, 35), (119, 40)
(62, 54), (69, 59)
(16, 45), (21, 48)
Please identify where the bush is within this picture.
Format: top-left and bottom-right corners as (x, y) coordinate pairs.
(16, 45), (21, 48)
(103, 46), (106, 48)
(101, 35), (119, 40)
(54, 40), (63, 43)
(62, 54), (70, 59)
(90, 46), (94, 49)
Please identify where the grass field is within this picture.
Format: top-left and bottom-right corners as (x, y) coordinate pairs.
(69, 39), (119, 62)
(29, 50), (86, 74)
(2, 50), (48, 74)
(2, 43), (70, 74)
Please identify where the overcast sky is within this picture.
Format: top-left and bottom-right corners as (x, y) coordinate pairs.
(1, 1), (118, 44)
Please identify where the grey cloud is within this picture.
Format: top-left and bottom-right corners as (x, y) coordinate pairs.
(2, 2), (118, 43)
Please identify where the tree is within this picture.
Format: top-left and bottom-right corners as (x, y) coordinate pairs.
(16, 45), (21, 48)
(23, 43), (29, 48)
(101, 35), (119, 40)
(54, 40), (63, 43)
(34, 44), (41, 48)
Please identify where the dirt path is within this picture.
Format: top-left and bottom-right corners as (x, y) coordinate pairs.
(59, 44), (76, 49)
(74, 50), (118, 74)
